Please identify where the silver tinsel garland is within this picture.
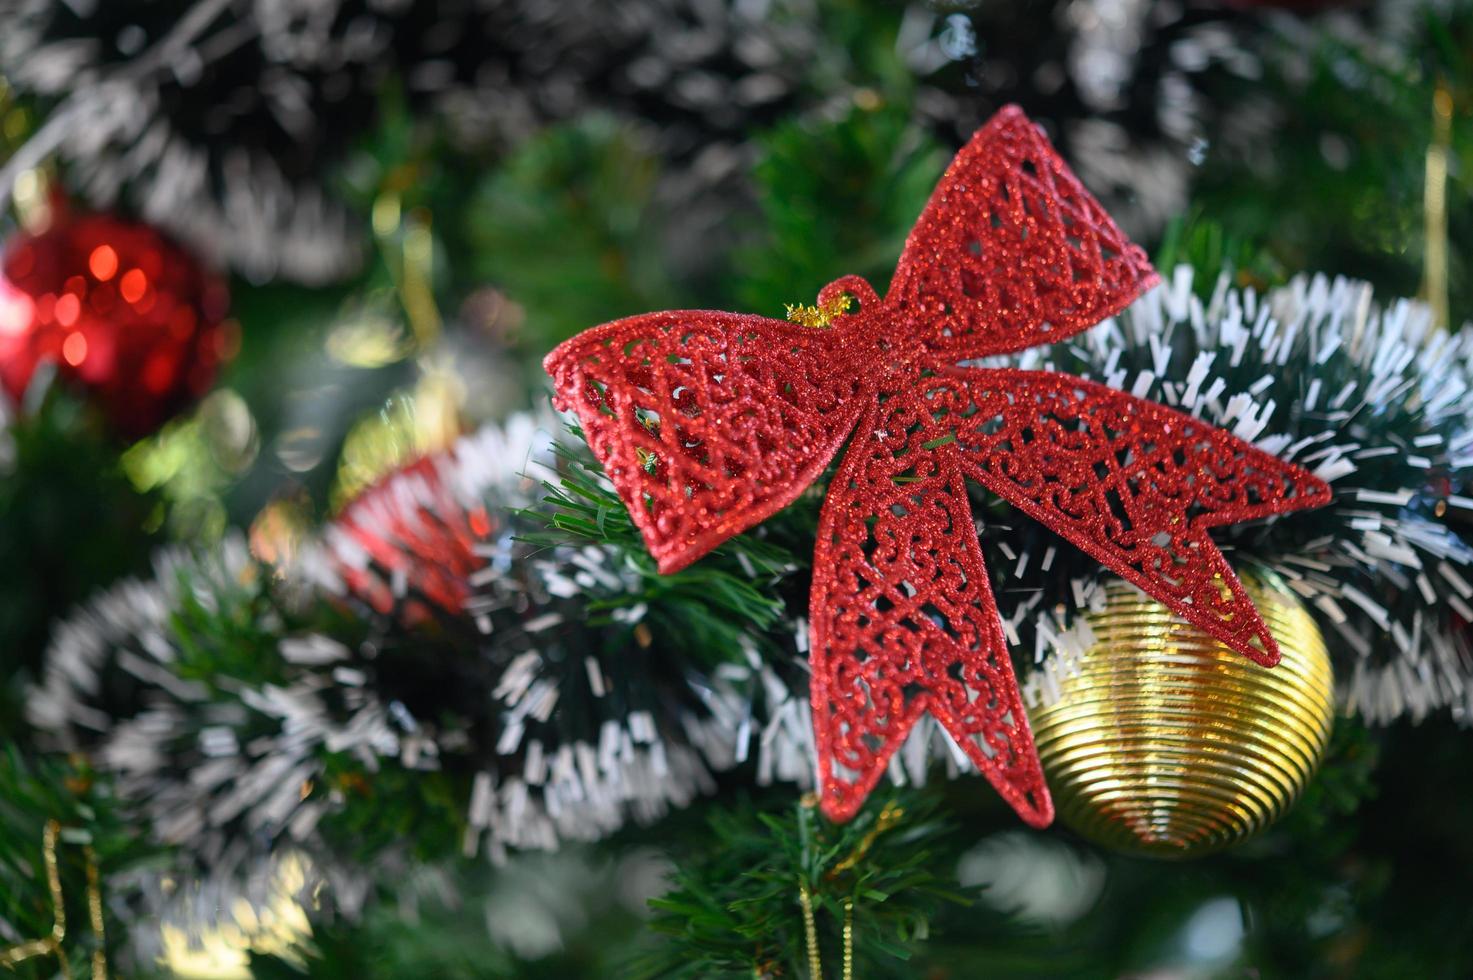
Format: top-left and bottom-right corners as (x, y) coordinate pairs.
(27, 268), (1473, 900)
(300, 413), (817, 857)
(0, 0), (975, 284)
(28, 412), (815, 866)
(0, 0), (367, 283)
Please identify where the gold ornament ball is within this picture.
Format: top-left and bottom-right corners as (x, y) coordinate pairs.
(1029, 573), (1334, 858)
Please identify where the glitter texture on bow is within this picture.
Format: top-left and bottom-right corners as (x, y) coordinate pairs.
(543, 105), (1332, 826)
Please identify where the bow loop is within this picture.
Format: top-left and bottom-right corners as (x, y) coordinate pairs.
(889, 104), (1157, 360)
(817, 275), (879, 319)
(544, 310), (865, 573)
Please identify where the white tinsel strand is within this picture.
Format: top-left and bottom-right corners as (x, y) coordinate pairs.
(28, 534), (255, 742)
(0, 0), (365, 284)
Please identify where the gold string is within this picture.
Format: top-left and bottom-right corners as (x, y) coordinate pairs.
(798, 879), (823, 980)
(841, 899), (854, 980)
(792, 795), (905, 980)
(398, 210), (443, 348)
(85, 845), (108, 980)
(0, 821), (69, 974)
(828, 801), (905, 879)
(1423, 78), (1453, 329)
(372, 184), (443, 350)
(785, 294), (852, 329)
(0, 820), (109, 977)
(332, 188), (463, 507)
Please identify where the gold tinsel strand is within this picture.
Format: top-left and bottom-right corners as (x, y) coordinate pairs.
(0, 819), (108, 978)
(84, 845), (107, 980)
(1422, 78), (1454, 329)
(785, 294), (852, 329)
(1029, 573), (1334, 858)
(827, 800), (904, 878)
(841, 900), (854, 980)
(798, 879), (823, 980)
(786, 795), (904, 978)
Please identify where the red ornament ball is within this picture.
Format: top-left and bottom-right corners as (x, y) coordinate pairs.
(0, 211), (234, 437)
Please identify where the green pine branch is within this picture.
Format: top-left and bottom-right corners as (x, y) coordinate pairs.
(641, 788), (973, 979)
(0, 749), (152, 979)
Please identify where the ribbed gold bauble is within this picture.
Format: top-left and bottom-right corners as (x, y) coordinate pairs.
(1029, 573), (1334, 858)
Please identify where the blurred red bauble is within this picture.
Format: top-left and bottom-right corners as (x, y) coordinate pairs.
(0, 211), (234, 437)
(325, 453), (495, 625)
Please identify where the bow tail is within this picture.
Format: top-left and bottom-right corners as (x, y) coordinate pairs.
(810, 396), (1053, 826)
(937, 366), (1333, 666)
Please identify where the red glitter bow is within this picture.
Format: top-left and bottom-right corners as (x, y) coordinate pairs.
(544, 106), (1332, 827)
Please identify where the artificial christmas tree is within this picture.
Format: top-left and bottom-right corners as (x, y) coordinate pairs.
(4, 2), (1473, 977)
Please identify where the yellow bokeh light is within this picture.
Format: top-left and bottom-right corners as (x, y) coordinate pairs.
(159, 853), (315, 980)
